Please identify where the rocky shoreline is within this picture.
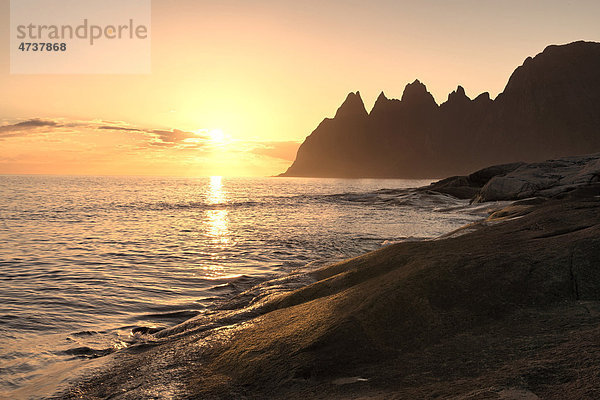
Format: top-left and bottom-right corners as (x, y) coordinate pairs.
(54, 154), (600, 400)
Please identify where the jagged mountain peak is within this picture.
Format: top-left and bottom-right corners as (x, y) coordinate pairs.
(370, 91), (393, 115)
(401, 79), (438, 108)
(446, 85), (470, 103)
(334, 91), (368, 119)
(474, 92), (492, 103)
(370, 90), (407, 117)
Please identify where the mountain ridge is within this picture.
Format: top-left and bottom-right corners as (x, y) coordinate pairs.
(281, 40), (600, 178)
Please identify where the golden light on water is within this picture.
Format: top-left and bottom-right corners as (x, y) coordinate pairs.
(207, 175), (225, 204)
(199, 217), (231, 277)
(205, 176), (229, 246)
(206, 210), (229, 245)
(199, 176), (231, 278)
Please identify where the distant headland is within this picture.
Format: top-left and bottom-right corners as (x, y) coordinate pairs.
(281, 41), (600, 178)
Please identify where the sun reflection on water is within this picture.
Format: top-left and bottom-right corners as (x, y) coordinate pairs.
(206, 209), (229, 245)
(207, 175), (225, 204)
(205, 176), (229, 246)
(199, 176), (231, 278)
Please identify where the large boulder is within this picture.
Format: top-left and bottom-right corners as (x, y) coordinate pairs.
(427, 162), (525, 199)
(474, 153), (600, 202)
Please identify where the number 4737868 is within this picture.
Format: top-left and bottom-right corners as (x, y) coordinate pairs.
(18, 43), (67, 52)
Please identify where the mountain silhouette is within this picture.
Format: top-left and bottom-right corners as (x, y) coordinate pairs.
(281, 41), (600, 178)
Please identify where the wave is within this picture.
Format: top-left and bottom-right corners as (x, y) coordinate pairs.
(129, 187), (466, 213)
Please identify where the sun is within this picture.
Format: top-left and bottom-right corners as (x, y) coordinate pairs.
(209, 129), (225, 143)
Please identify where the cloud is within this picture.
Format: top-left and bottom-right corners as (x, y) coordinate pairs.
(149, 129), (204, 145)
(97, 125), (143, 132)
(0, 117), (213, 149)
(147, 141), (177, 147)
(0, 118), (299, 161)
(91, 123), (210, 148)
(0, 119), (61, 138)
(0, 117), (301, 176)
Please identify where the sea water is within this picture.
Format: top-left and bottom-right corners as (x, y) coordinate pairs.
(0, 175), (497, 396)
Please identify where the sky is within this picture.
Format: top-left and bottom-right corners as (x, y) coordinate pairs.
(1, 0), (599, 177)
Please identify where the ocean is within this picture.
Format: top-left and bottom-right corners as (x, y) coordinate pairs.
(0, 175), (498, 397)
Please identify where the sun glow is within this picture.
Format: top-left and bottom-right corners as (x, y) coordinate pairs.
(209, 129), (225, 143)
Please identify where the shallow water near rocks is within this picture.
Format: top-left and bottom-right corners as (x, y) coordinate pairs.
(0, 175), (499, 397)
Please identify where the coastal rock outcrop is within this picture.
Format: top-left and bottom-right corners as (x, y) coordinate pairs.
(281, 41), (600, 178)
(474, 153), (600, 202)
(425, 162), (524, 199)
(426, 153), (600, 202)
